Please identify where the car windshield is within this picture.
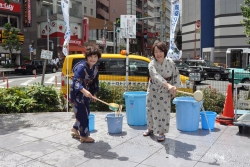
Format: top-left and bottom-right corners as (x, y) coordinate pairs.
(244, 64), (250, 71)
(205, 60), (216, 67)
(175, 61), (189, 68)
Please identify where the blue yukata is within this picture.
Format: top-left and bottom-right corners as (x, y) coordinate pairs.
(70, 60), (99, 137)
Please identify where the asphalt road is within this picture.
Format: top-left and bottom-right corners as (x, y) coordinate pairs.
(0, 72), (61, 89)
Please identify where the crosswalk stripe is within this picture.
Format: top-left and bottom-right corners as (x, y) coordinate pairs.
(45, 76), (55, 83)
(20, 79), (34, 85)
(0, 80), (13, 86)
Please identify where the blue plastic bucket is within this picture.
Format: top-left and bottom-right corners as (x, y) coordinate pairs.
(89, 114), (95, 132)
(123, 91), (147, 126)
(105, 113), (124, 134)
(173, 97), (202, 131)
(200, 111), (217, 130)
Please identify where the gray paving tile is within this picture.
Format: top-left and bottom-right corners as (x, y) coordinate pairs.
(199, 143), (250, 164)
(177, 129), (222, 142)
(0, 150), (32, 167)
(38, 147), (94, 167)
(0, 148), (5, 153)
(194, 161), (249, 167)
(0, 133), (38, 149)
(140, 147), (199, 167)
(17, 126), (66, 138)
(223, 125), (250, 136)
(44, 131), (81, 147)
(16, 160), (55, 167)
(101, 141), (161, 163)
(215, 132), (250, 147)
(9, 140), (63, 159)
(163, 137), (211, 156)
(76, 155), (138, 167)
(136, 164), (154, 167)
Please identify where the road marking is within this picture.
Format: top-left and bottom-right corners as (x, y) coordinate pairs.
(20, 79), (34, 86)
(0, 80), (13, 85)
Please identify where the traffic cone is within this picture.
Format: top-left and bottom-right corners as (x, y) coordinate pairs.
(216, 83), (234, 125)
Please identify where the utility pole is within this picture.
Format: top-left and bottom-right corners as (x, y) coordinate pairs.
(41, 10), (49, 85)
(104, 19), (107, 53)
(160, 0), (164, 42)
(113, 22), (116, 53)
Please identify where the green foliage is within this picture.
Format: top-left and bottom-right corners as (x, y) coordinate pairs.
(4, 0), (10, 4)
(241, 0), (250, 44)
(0, 84), (65, 114)
(0, 23), (22, 60)
(23, 56), (30, 61)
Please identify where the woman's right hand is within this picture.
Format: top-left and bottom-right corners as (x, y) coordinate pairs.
(81, 89), (93, 98)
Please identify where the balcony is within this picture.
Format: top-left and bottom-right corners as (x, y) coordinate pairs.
(147, 0), (154, 8)
(97, 8), (110, 20)
(148, 20), (154, 27)
(97, 0), (109, 7)
(147, 10), (154, 17)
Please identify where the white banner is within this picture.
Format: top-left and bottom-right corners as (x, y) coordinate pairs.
(61, 0), (71, 56)
(167, 0), (181, 60)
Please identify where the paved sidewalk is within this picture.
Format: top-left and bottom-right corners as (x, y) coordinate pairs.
(0, 112), (250, 167)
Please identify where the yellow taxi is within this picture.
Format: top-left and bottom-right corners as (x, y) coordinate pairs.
(61, 53), (189, 98)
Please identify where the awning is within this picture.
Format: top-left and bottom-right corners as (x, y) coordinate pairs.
(68, 46), (86, 52)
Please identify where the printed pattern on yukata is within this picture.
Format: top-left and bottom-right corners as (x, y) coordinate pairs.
(146, 57), (181, 135)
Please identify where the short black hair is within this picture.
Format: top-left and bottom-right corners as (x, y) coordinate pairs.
(85, 45), (102, 59)
(152, 42), (168, 58)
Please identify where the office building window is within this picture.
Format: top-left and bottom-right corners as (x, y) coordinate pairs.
(91, 9), (93, 15)
(84, 7), (87, 14)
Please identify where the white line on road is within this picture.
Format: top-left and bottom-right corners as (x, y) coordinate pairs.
(20, 79), (34, 86)
(45, 76), (55, 83)
(0, 80), (13, 85)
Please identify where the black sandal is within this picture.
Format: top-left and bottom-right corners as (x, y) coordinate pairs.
(143, 130), (153, 136)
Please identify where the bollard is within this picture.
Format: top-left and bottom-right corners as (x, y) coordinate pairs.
(6, 77), (9, 89)
(33, 69), (36, 78)
(55, 76), (57, 87)
(2, 72), (5, 82)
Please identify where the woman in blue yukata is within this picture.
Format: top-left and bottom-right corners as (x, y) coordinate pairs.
(70, 45), (101, 143)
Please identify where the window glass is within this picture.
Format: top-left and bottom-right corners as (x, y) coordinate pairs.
(10, 17), (18, 28)
(41, 0), (53, 16)
(0, 15), (8, 27)
(97, 58), (125, 75)
(129, 60), (149, 76)
(69, 1), (81, 18)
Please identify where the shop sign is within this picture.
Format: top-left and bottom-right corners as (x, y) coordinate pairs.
(24, 0), (31, 27)
(0, 0), (20, 13)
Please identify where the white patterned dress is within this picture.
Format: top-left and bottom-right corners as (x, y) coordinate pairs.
(146, 57), (181, 135)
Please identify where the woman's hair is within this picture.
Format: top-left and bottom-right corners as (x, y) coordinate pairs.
(85, 45), (102, 59)
(152, 42), (168, 58)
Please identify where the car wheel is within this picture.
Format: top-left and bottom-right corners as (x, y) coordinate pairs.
(52, 67), (57, 73)
(214, 73), (221, 80)
(241, 78), (250, 90)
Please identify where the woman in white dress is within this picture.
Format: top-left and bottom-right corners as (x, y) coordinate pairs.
(143, 42), (181, 142)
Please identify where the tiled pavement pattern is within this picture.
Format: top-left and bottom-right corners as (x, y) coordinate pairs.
(0, 112), (250, 167)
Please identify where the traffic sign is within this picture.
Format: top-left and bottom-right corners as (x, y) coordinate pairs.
(41, 50), (53, 60)
(196, 20), (201, 29)
(116, 18), (120, 27)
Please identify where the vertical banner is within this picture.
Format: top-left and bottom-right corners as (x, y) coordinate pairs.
(167, 0), (181, 60)
(61, 0), (71, 56)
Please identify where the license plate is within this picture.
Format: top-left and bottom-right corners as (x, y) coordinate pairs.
(18, 67), (21, 69)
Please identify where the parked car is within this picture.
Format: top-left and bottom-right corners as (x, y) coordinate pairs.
(228, 64), (250, 90)
(15, 60), (58, 75)
(184, 59), (230, 80)
(174, 60), (208, 83)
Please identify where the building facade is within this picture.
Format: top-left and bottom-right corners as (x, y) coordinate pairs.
(0, 0), (22, 65)
(182, 0), (248, 63)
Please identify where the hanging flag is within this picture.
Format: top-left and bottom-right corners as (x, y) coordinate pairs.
(167, 0), (181, 60)
(61, 0), (71, 56)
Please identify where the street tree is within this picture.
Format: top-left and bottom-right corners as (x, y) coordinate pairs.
(175, 29), (182, 50)
(4, 0), (10, 4)
(0, 23), (22, 64)
(241, 0), (250, 44)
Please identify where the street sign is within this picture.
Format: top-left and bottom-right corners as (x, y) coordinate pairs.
(41, 50), (53, 60)
(120, 15), (136, 38)
(116, 18), (120, 27)
(195, 20), (201, 33)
